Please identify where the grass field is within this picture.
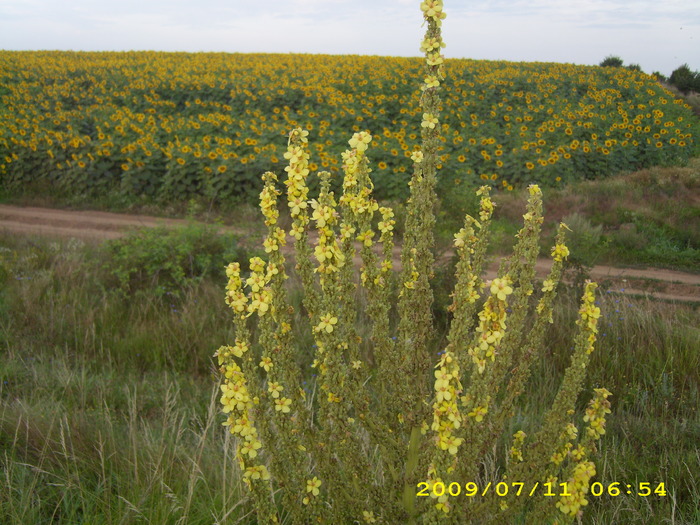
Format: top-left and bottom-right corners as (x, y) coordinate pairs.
(1, 158), (698, 522)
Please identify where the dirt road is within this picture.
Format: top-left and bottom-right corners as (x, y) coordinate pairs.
(1, 204), (698, 303)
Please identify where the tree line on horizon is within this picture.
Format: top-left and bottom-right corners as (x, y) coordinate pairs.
(600, 55), (700, 94)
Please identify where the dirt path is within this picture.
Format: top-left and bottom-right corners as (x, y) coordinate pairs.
(1, 204), (698, 303)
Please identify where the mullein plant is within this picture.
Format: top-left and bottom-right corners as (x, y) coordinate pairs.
(214, 1), (610, 523)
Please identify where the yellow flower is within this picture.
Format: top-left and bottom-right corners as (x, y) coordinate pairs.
(551, 243), (570, 262)
(426, 53), (444, 66)
(356, 230), (374, 247)
(378, 219), (394, 234)
(274, 397), (292, 413)
(348, 131), (372, 153)
(490, 278), (513, 301)
(240, 437), (262, 458)
(267, 381), (283, 398)
(438, 433), (463, 454)
(306, 476), (322, 496)
(411, 150), (424, 163)
(424, 75), (440, 89)
(244, 464), (270, 481)
(232, 340), (249, 357)
(421, 113), (439, 129)
(468, 405), (487, 422)
(315, 313), (338, 333)
(420, 0), (447, 23)
(327, 392), (341, 403)
(363, 510), (377, 523)
(259, 356), (273, 372)
(263, 237), (278, 253)
(288, 128), (309, 144)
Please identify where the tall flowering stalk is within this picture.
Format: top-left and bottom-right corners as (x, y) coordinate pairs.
(393, 0), (448, 430)
(214, 1), (610, 523)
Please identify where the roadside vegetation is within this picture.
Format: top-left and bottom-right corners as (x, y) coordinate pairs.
(0, 179), (698, 522)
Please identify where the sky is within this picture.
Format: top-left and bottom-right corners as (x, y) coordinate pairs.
(1, 0), (699, 76)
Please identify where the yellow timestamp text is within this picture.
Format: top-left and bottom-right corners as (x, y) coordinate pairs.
(417, 481), (667, 498)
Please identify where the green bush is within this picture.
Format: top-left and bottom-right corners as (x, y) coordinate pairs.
(669, 64), (700, 94)
(561, 213), (608, 286)
(106, 221), (251, 298)
(599, 55), (624, 68)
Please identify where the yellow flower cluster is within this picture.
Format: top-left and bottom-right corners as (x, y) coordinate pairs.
(420, 0), (447, 25)
(509, 430), (526, 463)
(556, 460), (596, 518)
(468, 277), (513, 374)
(340, 132), (379, 218)
(576, 282), (600, 354)
(284, 128), (312, 240)
(425, 465), (451, 515)
(431, 351), (464, 456)
(578, 285), (601, 351)
(477, 186), (495, 222)
(224, 262), (248, 314)
(551, 243), (570, 262)
(260, 173), (287, 256)
(583, 388), (612, 439)
(215, 347), (269, 485)
(311, 196), (345, 274)
(224, 257), (277, 317)
(550, 442), (573, 466)
(377, 207), (395, 236)
(451, 227), (469, 249)
(247, 258), (275, 315)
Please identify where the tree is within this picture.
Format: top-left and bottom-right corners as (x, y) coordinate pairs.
(669, 64), (700, 94)
(600, 55), (624, 68)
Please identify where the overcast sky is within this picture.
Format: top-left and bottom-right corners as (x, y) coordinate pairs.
(1, 0), (698, 76)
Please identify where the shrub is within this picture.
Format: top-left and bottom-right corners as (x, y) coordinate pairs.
(669, 64), (700, 94)
(106, 221), (248, 298)
(560, 213), (607, 287)
(214, 2), (610, 523)
(599, 55), (624, 68)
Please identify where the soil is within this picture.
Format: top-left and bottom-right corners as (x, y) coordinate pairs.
(1, 204), (698, 303)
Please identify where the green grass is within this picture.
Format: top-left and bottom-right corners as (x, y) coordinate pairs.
(0, 360), (246, 524)
(483, 158), (700, 271)
(2, 157), (699, 272)
(1, 231), (698, 524)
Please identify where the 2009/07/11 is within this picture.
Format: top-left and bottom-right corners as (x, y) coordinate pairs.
(416, 481), (668, 498)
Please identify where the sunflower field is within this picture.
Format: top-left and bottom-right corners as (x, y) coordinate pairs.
(1, 50), (698, 204)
